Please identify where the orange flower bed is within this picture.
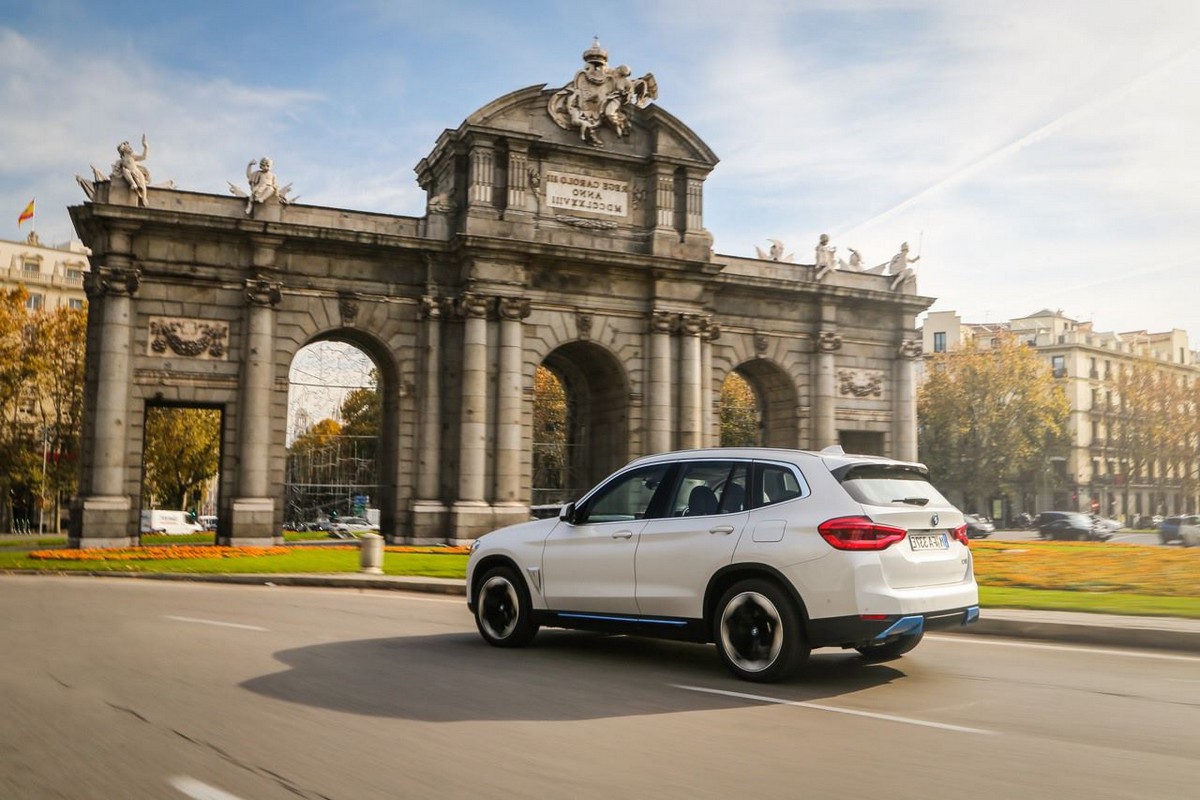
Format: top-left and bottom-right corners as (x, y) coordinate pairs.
(971, 539), (1200, 598)
(30, 546), (289, 561)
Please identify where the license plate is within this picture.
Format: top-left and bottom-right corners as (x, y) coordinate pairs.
(909, 532), (949, 551)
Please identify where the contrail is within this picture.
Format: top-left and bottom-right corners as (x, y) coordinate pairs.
(838, 42), (1199, 239)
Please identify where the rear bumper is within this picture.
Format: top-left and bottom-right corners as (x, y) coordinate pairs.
(807, 605), (980, 650)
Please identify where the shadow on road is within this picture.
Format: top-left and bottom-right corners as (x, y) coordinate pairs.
(241, 631), (907, 722)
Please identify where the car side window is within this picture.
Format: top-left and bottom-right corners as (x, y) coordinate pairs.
(576, 464), (671, 524)
(665, 461), (748, 517)
(757, 463), (806, 507)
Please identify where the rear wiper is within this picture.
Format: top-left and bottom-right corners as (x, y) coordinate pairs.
(891, 497), (929, 506)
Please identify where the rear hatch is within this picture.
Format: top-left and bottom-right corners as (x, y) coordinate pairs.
(833, 462), (969, 589)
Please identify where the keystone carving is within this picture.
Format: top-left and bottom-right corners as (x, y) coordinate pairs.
(575, 311), (593, 339)
(339, 293), (360, 325)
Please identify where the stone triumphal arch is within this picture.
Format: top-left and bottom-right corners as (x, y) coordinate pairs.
(68, 43), (931, 547)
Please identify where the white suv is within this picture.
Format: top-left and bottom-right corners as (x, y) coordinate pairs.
(467, 447), (979, 682)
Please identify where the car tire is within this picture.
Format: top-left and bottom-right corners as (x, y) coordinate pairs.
(474, 566), (538, 648)
(856, 630), (924, 662)
(714, 579), (809, 683)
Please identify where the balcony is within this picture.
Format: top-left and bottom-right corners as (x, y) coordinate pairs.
(1052, 368), (1067, 378)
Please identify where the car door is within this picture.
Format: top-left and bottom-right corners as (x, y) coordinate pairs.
(542, 463), (673, 614)
(634, 460), (750, 619)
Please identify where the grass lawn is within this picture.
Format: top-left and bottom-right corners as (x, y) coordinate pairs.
(2, 537), (1197, 618)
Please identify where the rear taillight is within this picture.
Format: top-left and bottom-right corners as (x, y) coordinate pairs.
(952, 524), (970, 546)
(818, 516), (907, 551)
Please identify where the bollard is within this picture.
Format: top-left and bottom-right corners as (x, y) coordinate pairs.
(359, 532), (384, 574)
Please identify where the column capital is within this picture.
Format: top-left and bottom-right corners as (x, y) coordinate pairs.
(245, 275), (282, 307)
(817, 330), (843, 352)
(497, 296), (531, 321)
(419, 295), (442, 320)
(648, 310), (678, 333)
(680, 313), (707, 336)
(455, 292), (491, 319)
(898, 339), (923, 359)
(84, 264), (141, 297)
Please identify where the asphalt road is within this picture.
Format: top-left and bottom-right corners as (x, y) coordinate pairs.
(989, 528), (1164, 546)
(1, 576), (1197, 799)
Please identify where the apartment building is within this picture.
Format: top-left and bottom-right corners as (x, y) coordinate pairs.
(0, 231), (89, 310)
(923, 309), (1199, 522)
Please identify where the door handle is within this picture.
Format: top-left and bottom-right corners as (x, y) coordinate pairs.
(612, 530), (633, 539)
(709, 525), (735, 535)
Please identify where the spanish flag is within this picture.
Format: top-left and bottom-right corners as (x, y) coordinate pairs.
(18, 199), (34, 227)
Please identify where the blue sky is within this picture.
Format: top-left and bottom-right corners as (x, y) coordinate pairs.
(3, 0), (1199, 342)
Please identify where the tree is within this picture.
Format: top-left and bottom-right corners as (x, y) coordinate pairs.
(29, 305), (87, 531)
(142, 407), (221, 510)
(532, 366), (568, 504)
(918, 333), (1070, 512)
(339, 368), (381, 467)
(720, 371), (760, 447)
(0, 287), (36, 530)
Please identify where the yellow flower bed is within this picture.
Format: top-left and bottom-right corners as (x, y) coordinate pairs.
(326, 545), (471, 555)
(971, 540), (1200, 598)
(30, 546), (289, 561)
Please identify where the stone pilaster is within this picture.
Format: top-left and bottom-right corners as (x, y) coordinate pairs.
(411, 295), (447, 541)
(702, 319), (720, 446)
(505, 144), (532, 214)
(678, 314), (705, 450)
(646, 310), (676, 454)
(467, 138), (496, 212)
(73, 257), (141, 549)
(813, 327), (842, 451)
(452, 292), (493, 539)
(894, 339), (922, 462)
(228, 273), (282, 546)
(654, 169), (675, 231)
(494, 296), (531, 529)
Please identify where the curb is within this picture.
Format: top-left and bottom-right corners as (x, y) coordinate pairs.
(4, 570), (1198, 654)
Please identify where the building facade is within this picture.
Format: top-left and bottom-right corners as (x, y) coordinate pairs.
(0, 231), (89, 311)
(69, 47), (933, 548)
(924, 309), (1200, 521)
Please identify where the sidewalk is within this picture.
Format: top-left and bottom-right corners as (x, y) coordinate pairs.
(7, 569), (1198, 654)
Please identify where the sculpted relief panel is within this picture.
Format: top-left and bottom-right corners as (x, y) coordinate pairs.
(547, 39), (657, 147)
(148, 317), (229, 360)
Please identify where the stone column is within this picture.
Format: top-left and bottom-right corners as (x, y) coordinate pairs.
(702, 320), (720, 446)
(74, 258), (140, 548)
(679, 314), (705, 450)
(894, 339), (922, 462)
(813, 329), (842, 451)
(452, 292), (492, 539)
(494, 297), (531, 528)
(411, 296), (447, 541)
(229, 274), (282, 546)
(647, 311), (675, 454)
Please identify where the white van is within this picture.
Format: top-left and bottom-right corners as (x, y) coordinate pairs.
(141, 509), (204, 535)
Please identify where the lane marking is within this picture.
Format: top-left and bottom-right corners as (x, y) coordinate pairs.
(164, 615), (267, 632)
(926, 634), (1200, 662)
(672, 684), (996, 734)
(169, 776), (247, 800)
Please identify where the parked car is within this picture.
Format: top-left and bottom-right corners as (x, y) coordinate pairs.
(962, 514), (994, 539)
(1089, 515), (1122, 535)
(329, 516), (379, 538)
(140, 509), (204, 535)
(1160, 515), (1200, 546)
(467, 446), (979, 683)
(1037, 511), (1110, 541)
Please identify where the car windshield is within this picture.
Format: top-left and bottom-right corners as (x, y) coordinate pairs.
(836, 464), (950, 508)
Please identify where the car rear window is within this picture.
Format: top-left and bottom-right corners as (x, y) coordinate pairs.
(835, 464), (951, 508)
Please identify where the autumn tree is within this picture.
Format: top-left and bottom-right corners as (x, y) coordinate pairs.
(918, 333), (1070, 512)
(0, 287), (36, 530)
(28, 305), (87, 530)
(532, 365), (568, 504)
(720, 371), (760, 447)
(142, 407), (221, 510)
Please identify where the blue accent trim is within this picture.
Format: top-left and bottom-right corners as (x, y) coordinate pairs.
(874, 615), (925, 641)
(963, 606), (980, 625)
(556, 612), (688, 627)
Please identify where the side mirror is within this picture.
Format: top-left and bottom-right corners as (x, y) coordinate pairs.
(560, 502), (576, 524)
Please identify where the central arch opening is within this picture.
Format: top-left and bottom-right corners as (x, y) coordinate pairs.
(533, 341), (630, 509)
(285, 339), (390, 535)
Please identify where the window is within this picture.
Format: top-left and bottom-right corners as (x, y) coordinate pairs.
(68, 298), (84, 310)
(65, 268), (83, 282)
(836, 464), (948, 508)
(25, 293), (44, 310)
(577, 464), (670, 524)
(21, 258), (40, 275)
(933, 331), (946, 353)
(757, 463), (809, 507)
(665, 461), (748, 517)
(1051, 355), (1066, 377)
